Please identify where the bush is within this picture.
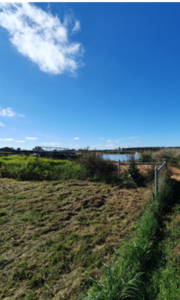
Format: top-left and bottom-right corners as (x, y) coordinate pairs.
(127, 155), (144, 186)
(78, 154), (117, 178)
(139, 153), (153, 162)
(144, 165), (155, 184)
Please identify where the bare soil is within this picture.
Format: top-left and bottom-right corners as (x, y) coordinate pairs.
(116, 162), (180, 181)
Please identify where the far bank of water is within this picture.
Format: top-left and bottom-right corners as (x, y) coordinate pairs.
(102, 153), (141, 162)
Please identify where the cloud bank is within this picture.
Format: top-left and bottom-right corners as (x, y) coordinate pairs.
(0, 3), (83, 75)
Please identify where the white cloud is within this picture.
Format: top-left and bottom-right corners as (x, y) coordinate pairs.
(106, 143), (114, 148)
(15, 140), (24, 143)
(0, 107), (25, 117)
(73, 20), (80, 32)
(0, 122), (5, 127)
(128, 136), (139, 139)
(4, 138), (13, 141)
(26, 137), (37, 140)
(42, 142), (61, 146)
(99, 137), (104, 140)
(0, 3), (83, 75)
(74, 137), (79, 140)
(106, 140), (112, 143)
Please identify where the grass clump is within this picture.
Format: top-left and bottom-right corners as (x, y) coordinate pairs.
(149, 179), (180, 300)
(83, 170), (172, 300)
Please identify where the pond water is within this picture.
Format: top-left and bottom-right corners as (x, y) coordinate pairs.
(102, 153), (141, 162)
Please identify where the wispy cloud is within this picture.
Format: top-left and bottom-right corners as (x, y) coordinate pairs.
(106, 143), (114, 148)
(0, 138), (14, 141)
(74, 137), (79, 140)
(0, 3), (83, 75)
(128, 136), (140, 140)
(99, 137), (104, 140)
(26, 137), (37, 140)
(0, 122), (5, 127)
(106, 140), (112, 143)
(0, 107), (25, 117)
(15, 140), (24, 143)
(72, 20), (80, 33)
(42, 142), (61, 146)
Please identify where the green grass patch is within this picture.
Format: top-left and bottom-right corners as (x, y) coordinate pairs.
(0, 155), (88, 181)
(83, 170), (173, 299)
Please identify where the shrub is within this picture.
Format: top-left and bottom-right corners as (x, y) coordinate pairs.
(78, 154), (117, 178)
(139, 153), (153, 162)
(127, 155), (145, 186)
(144, 164), (155, 184)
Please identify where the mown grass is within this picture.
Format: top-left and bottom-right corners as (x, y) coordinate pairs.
(83, 170), (173, 300)
(0, 177), (151, 300)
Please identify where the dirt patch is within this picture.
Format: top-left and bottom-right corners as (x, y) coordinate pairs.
(115, 162), (180, 181)
(168, 166), (180, 181)
(0, 178), (152, 300)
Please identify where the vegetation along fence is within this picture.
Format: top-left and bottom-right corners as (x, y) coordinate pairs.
(118, 158), (168, 196)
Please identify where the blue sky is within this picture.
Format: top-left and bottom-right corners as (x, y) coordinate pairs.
(0, 2), (180, 150)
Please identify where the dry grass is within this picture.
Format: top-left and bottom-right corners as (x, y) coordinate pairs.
(0, 178), (152, 300)
(153, 148), (180, 160)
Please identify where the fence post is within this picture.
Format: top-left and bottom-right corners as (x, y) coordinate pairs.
(162, 158), (168, 169)
(118, 160), (120, 179)
(155, 167), (158, 196)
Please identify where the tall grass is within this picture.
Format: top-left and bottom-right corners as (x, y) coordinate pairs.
(0, 156), (88, 181)
(153, 148), (180, 168)
(153, 148), (180, 160)
(83, 170), (172, 299)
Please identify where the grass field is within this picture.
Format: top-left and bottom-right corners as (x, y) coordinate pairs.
(0, 178), (152, 300)
(2, 154), (180, 299)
